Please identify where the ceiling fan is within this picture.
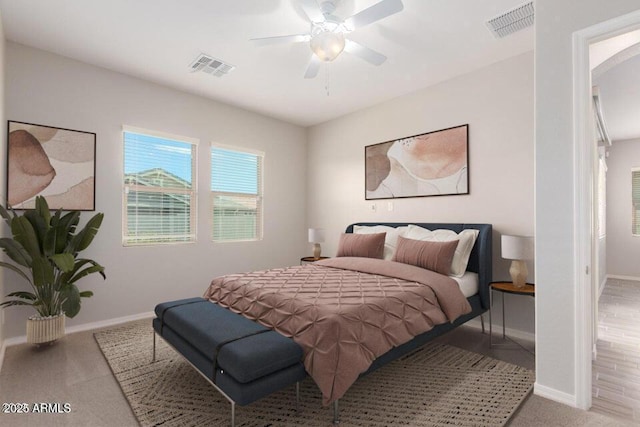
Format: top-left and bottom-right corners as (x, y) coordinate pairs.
(250, 0), (404, 79)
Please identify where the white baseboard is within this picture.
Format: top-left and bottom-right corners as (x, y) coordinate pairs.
(534, 382), (577, 407)
(607, 274), (640, 282)
(3, 311), (155, 347)
(599, 276), (607, 298)
(464, 316), (536, 343)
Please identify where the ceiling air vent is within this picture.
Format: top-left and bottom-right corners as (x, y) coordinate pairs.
(486, 2), (534, 39)
(188, 53), (235, 77)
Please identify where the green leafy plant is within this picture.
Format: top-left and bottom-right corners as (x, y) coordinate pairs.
(0, 196), (105, 318)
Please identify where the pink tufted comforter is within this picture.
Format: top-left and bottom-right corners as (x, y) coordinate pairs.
(203, 257), (471, 405)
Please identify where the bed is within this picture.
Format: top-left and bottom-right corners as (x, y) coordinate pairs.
(203, 222), (492, 422)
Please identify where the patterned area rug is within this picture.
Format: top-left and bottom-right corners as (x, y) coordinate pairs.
(95, 320), (534, 426)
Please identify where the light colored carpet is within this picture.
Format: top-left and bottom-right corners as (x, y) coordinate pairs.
(95, 320), (535, 426)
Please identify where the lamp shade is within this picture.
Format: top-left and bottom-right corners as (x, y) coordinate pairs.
(501, 235), (534, 260)
(308, 228), (325, 244)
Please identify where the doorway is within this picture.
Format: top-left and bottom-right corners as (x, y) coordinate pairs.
(589, 29), (640, 420)
(573, 9), (640, 414)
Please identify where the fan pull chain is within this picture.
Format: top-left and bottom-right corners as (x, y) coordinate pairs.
(325, 64), (331, 97)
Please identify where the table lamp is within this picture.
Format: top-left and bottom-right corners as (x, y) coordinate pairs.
(501, 235), (534, 288)
(308, 228), (325, 259)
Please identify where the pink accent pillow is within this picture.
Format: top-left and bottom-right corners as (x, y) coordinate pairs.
(336, 232), (386, 259)
(392, 236), (459, 275)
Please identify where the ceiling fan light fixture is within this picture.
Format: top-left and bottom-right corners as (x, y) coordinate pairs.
(310, 30), (345, 62)
(251, 0), (405, 77)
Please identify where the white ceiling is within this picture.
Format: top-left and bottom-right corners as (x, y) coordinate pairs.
(0, 0), (534, 127)
(590, 29), (640, 70)
(591, 30), (640, 142)
(594, 52), (640, 142)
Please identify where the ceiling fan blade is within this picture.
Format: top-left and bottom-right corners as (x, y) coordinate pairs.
(299, 0), (325, 23)
(344, 0), (404, 30)
(304, 55), (321, 79)
(250, 34), (311, 46)
(344, 39), (387, 65)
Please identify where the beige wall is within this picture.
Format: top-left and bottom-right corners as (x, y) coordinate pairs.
(535, 0), (640, 405)
(307, 52), (535, 335)
(3, 42), (308, 339)
(606, 138), (640, 277)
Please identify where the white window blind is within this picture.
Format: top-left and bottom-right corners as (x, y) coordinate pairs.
(123, 128), (197, 246)
(633, 169), (640, 236)
(211, 145), (263, 242)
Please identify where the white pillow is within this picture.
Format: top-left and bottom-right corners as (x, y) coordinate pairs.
(404, 225), (479, 277)
(353, 225), (409, 260)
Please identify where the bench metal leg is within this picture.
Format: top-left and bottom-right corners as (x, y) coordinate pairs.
(481, 314), (485, 334)
(333, 399), (340, 424)
(153, 330), (305, 426)
(155, 330), (240, 425)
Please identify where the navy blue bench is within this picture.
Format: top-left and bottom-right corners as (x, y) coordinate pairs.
(152, 297), (307, 426)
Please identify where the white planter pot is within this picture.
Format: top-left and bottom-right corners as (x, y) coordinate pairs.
(26, 313), (65, 345)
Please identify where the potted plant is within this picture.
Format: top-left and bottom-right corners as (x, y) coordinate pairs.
(0, 196), (105, 344)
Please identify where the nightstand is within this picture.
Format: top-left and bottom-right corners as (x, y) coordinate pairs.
(300, 256), (330, 265)
(489, 281), (535, 354)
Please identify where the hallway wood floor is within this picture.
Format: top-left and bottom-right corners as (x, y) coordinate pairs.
(592, 278), (640, 422)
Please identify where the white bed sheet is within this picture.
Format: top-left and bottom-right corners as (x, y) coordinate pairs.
(452, 271), (479, 298)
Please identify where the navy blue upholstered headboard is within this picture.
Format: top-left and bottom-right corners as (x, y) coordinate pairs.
(346, 222), (493, 310)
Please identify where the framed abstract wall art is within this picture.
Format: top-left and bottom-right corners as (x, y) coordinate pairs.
(7, 121), (96, 210)
(365, 124), (469, 200)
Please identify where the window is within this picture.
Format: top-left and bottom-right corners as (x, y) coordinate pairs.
(211, 144), (263, 242)
(633, 168), (640, 236)
(123, 127), (197, 245)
